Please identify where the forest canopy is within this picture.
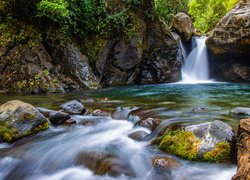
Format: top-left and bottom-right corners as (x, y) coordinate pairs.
(0, 0), (239, 36)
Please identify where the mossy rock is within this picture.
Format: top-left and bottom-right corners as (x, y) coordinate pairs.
(203, 142), (231, 162)
(158, 130), (231, 162)
(0, 100), (49, 142)
(159, 131), (201, 160)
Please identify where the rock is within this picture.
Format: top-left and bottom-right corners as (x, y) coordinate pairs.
(140, 21), (182, 83)
(206, 0), (250, 82)
(93, 1), (181, 86)
(92, 109), (110, 117)
(36, 107), (54, 117)
(0, 100), (49, 142)
(75, 151), (135, 177)
(128, 131), (149, 141)
(185, 120), (234, 157)
(152, 157), (180, 169)
(137, 117), (160, 131)
(60, 100), (86, 115)
(48, 111), (71, 125)
(172, 13), (195, 41)
(158, 121), (233, 162)
(232, 118), (250, 180)
(230, 107), (250, 116)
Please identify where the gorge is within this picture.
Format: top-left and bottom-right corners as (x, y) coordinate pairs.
(0, 0), (250, 179)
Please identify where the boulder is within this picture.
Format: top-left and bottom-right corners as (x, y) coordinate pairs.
(137, 117), (160, 131)
(206, 0), (250, 82)
(185, 120), (234, 157)
(230, 107), (250, 116)
(75, 151), (135, 177)
(158, 121), (233, 162)
(232, 118), (250, 180)
(128, 131), (149, 141)
(48, 111), (72, 125)
(92, 109), (110, 117)
(60, 100), (86, 115)
(172, 13), (195, 41)
(152, 156), (180, 169)
(0, 100), (49, 142)
(36, 107), (54, 117)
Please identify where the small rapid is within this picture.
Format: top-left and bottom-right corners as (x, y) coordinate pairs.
(0, 109), (236, 180)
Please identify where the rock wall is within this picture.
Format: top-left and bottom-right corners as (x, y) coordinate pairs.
(94, 0), (181, 86)
(0, 0), (181, 94)
(232, 118), (250, 180)
(206, 0), (250, 82)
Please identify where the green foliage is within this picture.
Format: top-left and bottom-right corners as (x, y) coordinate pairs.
(203, 142), (231, 162)
(188, 0), (238, 34)
(155, 0), (189, 25)
(37, 0), (70, 27)
(158, 130), (201, 160)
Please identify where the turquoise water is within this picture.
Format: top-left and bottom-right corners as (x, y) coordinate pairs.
(1, 82), (249, 130)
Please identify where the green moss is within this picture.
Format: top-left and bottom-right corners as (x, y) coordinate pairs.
(158, 130), (201, 160)
(0, 121), (49, 143)
(32, 121), (49, 132)
(0, 123), (20, 142)
(203, 142), (231, 162)
(151, 136), (163, 146)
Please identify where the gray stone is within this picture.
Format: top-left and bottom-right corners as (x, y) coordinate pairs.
(60, 100), (85, 115)
(49, 111), (71, 125)
(185, 120), (234, 156)
(172, 13), (195, 41)
(230, 107), (250, 116)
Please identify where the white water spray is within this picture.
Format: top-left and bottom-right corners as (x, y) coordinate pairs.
(181, 37), (211, 83)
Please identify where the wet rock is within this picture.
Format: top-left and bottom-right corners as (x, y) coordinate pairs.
(137, 117), (160, 131)
(152, 156), (180, 169)
(158, 121), (233, 162)
(128, 131), (149, 141)
(230, 107), (250, 116)
(232, 118), (250, 180)
(60, 100), (86, 115)
(0, 100), (49, 142)
(92, 109), (110, 117)
(75, 151), (135, 177)
(206, 0), (250, 82)
(172, 13), (194, 41)
(49, 111), (71, 125)
(36, 107), (54, 117)
(185, 120), (234, 157)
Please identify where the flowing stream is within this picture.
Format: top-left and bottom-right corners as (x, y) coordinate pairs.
(181, 37), (211, 83)
(1, 83), (249, 180)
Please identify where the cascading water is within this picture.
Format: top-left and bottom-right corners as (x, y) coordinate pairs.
(180, 37), (211, 83)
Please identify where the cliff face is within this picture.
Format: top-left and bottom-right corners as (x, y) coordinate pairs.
(206, 0), (250, 82)
(0, 0), (181, 94)
(92, 0), (181, 86)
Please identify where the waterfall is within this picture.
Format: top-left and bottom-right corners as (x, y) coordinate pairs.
(180, 37), (211, 83)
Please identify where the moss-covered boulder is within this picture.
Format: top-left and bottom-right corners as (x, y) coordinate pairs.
(157, 120), (233, 162)
(0, 100), (49, 142)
